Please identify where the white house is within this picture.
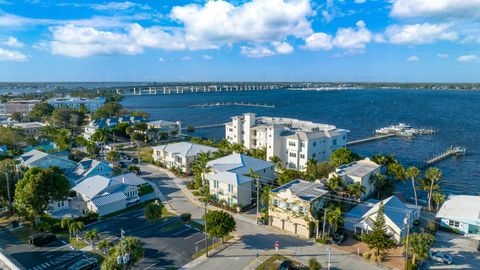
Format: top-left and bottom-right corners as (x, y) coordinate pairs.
(344, 195), (421, 244)
(269, 179), (328, 238)
(225, 113), (349, 170)
(18, 149), (77, 173)
(72, 174), (141, 216)
(329, 158), (381, 199)
(152, 142), (218, 173)
(47, 96), (106, 112)
(207, 154), (275, 207)
(67, 158), (114, 185)
(436, 195), (480, 235)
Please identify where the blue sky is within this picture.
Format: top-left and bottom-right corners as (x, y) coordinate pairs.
(0, 0), (479, 82)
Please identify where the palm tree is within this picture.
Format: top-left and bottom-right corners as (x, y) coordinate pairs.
(389, 163), (406, 181)
(231, 143), (246, 154)
(326, 206), (343, 235)
(85, 230), (99, 252)
(347, 182), (366, 200)
(261, 186), (272, 207)
(424, 167), (443, 211)
(192, 152), (213, 186)
(97, 239), (111, 255)
(327, 175), (344, 193)
(69, 221), (84, 241)
(405, 166), (420, 206)
(305, 158), (318, 181)
(369, 172), (387, 198)
(432, 192), (446, 212)
(60, 217), (74, 239)
(403, 233), (435, 265)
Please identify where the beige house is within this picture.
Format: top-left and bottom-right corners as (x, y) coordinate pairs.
(269, 179), (328, 238)
(329, 158), (381, 199)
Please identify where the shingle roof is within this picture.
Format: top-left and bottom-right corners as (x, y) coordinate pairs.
(152, 142), (217, 158)
(91, 192), (126, 207)
(271, 179), (328, 201)
(436, 195), (480, 225)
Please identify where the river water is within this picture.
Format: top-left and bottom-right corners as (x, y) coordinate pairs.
(122, 89), (480, 200)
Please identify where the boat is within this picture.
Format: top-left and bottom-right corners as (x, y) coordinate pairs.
(453, 146), (467, 156)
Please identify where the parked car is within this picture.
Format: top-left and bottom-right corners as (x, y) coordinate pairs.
(66, 258), (98, 270)
(29, 233), (56, 246)
(333, 233), (346, 245)
(278, 260), (294, 270)
(477, 241), (480, 252)
(430, 251), (453, 264)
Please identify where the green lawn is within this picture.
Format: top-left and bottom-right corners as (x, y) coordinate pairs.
(159, 221), (184, 233)
(69, 237), (87, 249)
(138, 183), (155, 195)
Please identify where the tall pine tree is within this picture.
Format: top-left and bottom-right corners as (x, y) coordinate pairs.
(362, 202), (396, 257)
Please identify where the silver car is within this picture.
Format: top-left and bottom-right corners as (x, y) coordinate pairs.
(430, 251), (453, 265)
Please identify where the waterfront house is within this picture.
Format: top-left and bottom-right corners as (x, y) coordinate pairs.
(152, 142), (217, 173)
(344, 195), (421, 244)
(47, 96), (106, 112)
(83, 116), (146, 140)
(207, 154), (275, 207)
(436, 195), (480, 235)
(328, 158), (381, 199)
(225, 113), (349, 170)
(18, 149), (77, 173)
(146, 120), (182, 143)
(72, 174), (141, 216)
(67, 158), (114, 185)
(269, 179), (328, 238)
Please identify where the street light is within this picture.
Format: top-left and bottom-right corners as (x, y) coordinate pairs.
(0, 169), (13, 214)
(326, 246), (331, 270)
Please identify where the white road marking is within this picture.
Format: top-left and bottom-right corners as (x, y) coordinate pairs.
(194, 238), (205, 245)
(173, 227), (191, 236)
(41, 244), (69, 255)
(143, 262), (159, 270)
(184, 231), (201, 240)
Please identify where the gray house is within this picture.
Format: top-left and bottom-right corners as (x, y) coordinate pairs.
(18, 149), (77, 173)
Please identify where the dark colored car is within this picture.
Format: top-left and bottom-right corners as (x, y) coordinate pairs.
(278, 260), (294, 270)
(477, 241), (480, 252)
(66, 258), (98, 270)
(29, 233), (56, 246)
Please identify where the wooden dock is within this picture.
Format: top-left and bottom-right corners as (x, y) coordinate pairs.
(180, 123), (226, 130)
(346, 134), (396, 146)
(421, 146), (467, 168)
(190, 102), (275, 108)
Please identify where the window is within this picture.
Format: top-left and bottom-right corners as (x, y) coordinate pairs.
(288, 141), (296, 147)
(300, 153), (305, 159)
(286, 203), (291, 210)
(312, 153), (316, 158)
(227, 197), (233, 205)
(448, 220), (460, 227)
(57, 202), (61, 207)
(288, 163), (296, 169)
(289, 152), (297, 158)
(299, 165), (304, 170)
(228, 184), (234, 193)
(313, 142), (316, 147)
(214, 180), (219, 188)
(333, 139), (337, 145)
(298, 206), (303, 214)
(272, 199), (278, 207)
(301, 142), (305, 148)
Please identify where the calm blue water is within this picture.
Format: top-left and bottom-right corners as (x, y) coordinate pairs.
(122, 89), (480, 199)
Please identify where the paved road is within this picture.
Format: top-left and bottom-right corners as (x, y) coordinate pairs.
(141, 164), (384, 270)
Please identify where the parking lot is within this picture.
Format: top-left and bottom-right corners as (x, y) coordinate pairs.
(5, 237), (96, 270)
(88, 209), (212, 269)
(425, 231), (480, 269)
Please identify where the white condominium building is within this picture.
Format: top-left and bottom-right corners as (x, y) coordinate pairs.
(225, 113), (349, 170)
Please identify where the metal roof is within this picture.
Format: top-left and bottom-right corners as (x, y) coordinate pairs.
(152, 142), (217, 158)
(271, 179), (328, 201)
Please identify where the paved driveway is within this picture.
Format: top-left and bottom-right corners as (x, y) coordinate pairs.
(425, 231), (480, 269)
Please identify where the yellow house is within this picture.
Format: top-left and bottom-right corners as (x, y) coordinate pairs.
(269, 179), (328, 238)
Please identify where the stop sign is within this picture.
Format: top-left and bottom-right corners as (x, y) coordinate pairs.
(274, 241), (279, 249)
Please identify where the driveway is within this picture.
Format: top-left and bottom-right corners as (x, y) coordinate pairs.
(425, 231), (480, 269)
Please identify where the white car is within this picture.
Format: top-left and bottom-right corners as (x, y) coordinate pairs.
(430, 251), (453, 265)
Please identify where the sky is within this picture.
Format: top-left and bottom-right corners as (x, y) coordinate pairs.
(0, 0), (479, 82)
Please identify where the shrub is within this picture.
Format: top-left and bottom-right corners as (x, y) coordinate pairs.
(186, 181), (196, 190)
(75, 211), (99, 224)
(315, 237), (329, 245)
(362, 251), (372, 259)
(308, 258), (322, 270)
(180, 213), (191, 223)
(426, 221), (438, 233)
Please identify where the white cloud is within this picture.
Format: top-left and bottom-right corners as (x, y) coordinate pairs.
(273, 41), (294, 54)
(437, 53), (449, 58)
(354, 0), (366, 4)
(303, 32), (333, 50)
(158, 57), (164, 62)
(0, 47), (27, 61)
(90, 1), (150, 11)
(3, 36), (23, 48)
(390, 0), (480, 18)
(332, 20), (372, 49)
(202, 54), (212, 60)
(457, 55), (479, 62)
(385, 23), (458, 44)
(240, 45), (275, 58)
(406, 55), (419, 61)
(170, 0), (313, 49)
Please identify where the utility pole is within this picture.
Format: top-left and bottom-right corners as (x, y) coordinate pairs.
(327, 246), (331, 270)
(404, 211), (411, 269)
(2, 171), (12, 213)
(322, 209), (328, 239)
(120, 229), (127, 270)
(256, 176), (260, 224)
(204, 200), (208, 258)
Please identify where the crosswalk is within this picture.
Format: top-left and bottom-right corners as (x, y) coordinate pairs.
(27, 262), (52, 270)
(28, 251), (84, 270)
